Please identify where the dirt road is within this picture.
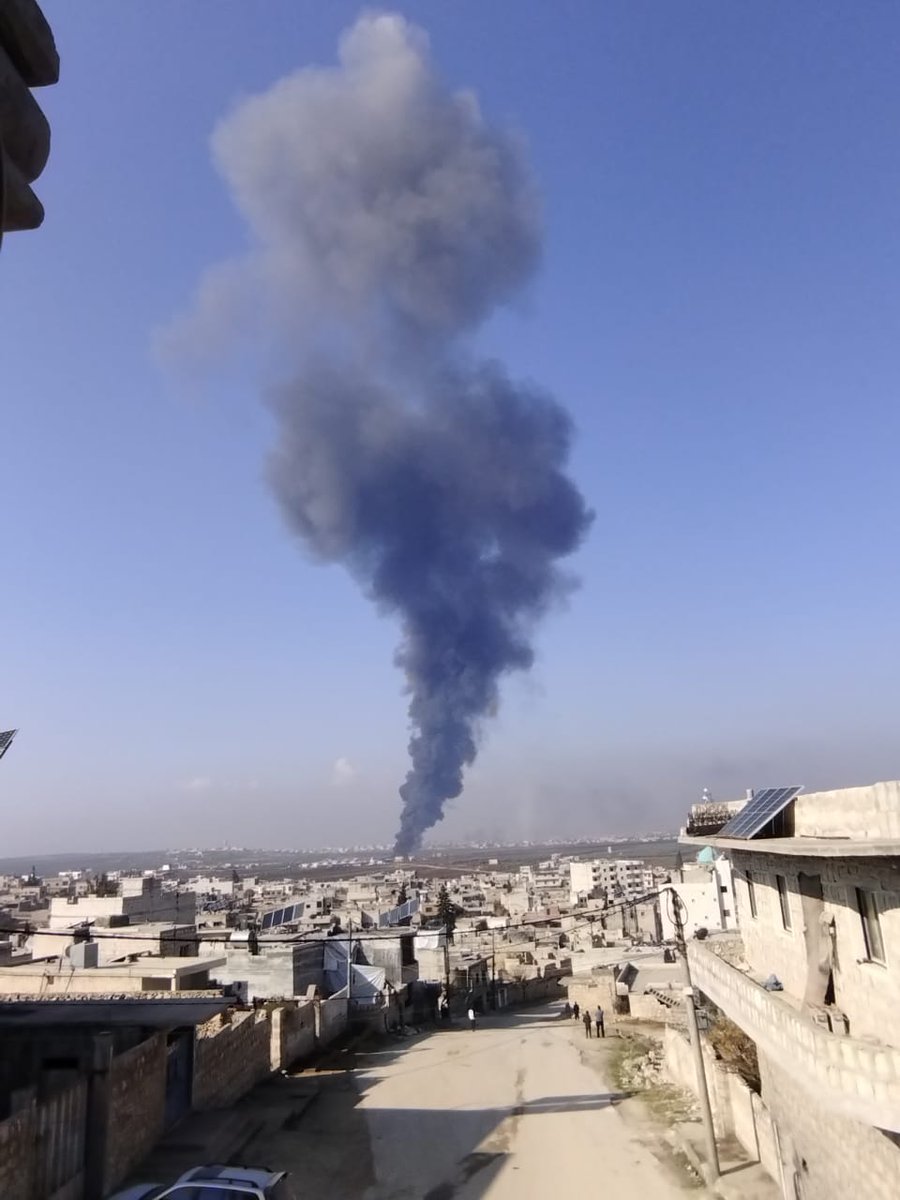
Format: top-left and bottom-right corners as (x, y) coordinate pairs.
(244, 1003), (697, 1199)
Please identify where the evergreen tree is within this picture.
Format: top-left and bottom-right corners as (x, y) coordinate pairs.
(436, 883), (457, 937)
(397, 882), (408, 906)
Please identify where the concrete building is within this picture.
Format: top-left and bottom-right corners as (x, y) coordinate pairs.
(0, 955), (225, 996)
(569, 858), (655, 905)
(31, 921), (197, 966)
(658, 852), (735, 940)
(200, 938), (326, 1003)
(681, 780), (900, 1200)
(47, 876), (196, 931)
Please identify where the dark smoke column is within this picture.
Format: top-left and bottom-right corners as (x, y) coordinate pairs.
(162, 14), (593, 855)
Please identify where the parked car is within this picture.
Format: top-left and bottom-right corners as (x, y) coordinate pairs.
(110, 1165), (292, 1200)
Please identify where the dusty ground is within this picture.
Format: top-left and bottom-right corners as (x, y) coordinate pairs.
(238, 1002), (700, 1199)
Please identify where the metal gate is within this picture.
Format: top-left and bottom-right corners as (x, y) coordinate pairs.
(34, 1079), (88, 1200)
(164, 1029), (194, 1129)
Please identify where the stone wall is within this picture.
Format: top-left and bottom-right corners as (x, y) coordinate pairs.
(760, 1048), (900, 1200)
(664, 1023), (781, 1183)
(271, 1001), (316, 1069)
(566, 974), (618, 1019)
(105, 1033), (167, 1193)
(316, 995), (348, 1046)
(193, 1009), (274, 1110)
(0, 1106), (35, 1200)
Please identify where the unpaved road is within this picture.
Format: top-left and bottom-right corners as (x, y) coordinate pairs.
(245, 1003), (697, 1199)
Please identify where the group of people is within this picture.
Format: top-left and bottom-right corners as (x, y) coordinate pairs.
(563, 1000), (605, 1038)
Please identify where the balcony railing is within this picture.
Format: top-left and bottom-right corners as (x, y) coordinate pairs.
(689, 935), (900, 1132)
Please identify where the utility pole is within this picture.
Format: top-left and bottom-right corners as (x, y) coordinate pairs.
(346, 918), (352, 1004)
(490, 927), (496, 1010)
(442, 931), (451, 1005)
(671, 893), (719, 1182)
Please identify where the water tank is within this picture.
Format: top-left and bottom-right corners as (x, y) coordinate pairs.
(67, 941), (99, 969)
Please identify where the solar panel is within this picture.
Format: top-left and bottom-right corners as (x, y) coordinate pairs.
(719, 787), (802, 839)
(261, 902), (304, 930)
(0, 730), (17, 762)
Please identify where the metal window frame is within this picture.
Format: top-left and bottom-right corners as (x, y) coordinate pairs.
(775, 874), (792, 931)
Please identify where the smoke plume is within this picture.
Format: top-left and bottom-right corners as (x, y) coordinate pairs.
(163, 14), (593, 854)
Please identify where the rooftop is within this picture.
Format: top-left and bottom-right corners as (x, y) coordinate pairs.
(0, 996), (229, 1027)
(679, 834), (900, 857)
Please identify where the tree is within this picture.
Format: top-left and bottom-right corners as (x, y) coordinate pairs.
(708, 1014), (761, 1093)
(436, 883), (458, 937)
(397, 882), (408, 906)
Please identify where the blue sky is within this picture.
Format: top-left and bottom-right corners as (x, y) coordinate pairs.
(3, 2), (900, 854)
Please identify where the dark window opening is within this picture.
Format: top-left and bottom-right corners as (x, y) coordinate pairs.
(745, 872), (757, 919)
(856, 887), (886, 964)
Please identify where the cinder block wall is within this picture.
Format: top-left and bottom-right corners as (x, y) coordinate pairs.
(105, 1033), (167, 1193)
(760, 1049), (900, 1200)
(794, 782), (900, 840)
(316, 996), (348, 1046)
(271, 1001), (316, 1069)
(193, 1010), (274, 1109)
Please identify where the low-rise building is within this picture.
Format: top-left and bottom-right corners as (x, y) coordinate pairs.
(658, 851), (735, 940)
(680, 780), (900, 1199)
(47, 876), (196, 931)
(0, 954), (225, 996)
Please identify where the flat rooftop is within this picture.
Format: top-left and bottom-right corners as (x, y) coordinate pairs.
(680, 835), (900, 857)
(0, 996), (229, 1027)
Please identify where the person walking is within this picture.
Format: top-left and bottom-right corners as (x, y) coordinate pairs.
(467, 1006), (476, 1032)
(595, 1004), (605, 1038)
(563, 1001), (572, 1019)
(582, 1009), (593, 1038)
(572, 1002), (580, 1021)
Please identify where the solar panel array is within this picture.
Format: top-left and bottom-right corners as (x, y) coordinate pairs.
(378, 896), (420, 927)
(719, 786), (802, 839)
(260, 901), (304, 930)
(0, 730), (17, 761)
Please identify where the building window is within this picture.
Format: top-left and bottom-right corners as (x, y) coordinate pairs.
(745, 871), (757, 919)
(856, 887), (886, 964)
(776, 874), (792, 930)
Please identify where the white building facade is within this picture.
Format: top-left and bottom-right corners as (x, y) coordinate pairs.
(681, 781), (900, 1200)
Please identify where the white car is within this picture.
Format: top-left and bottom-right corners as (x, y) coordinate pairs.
(111, 1165), (292, 1200)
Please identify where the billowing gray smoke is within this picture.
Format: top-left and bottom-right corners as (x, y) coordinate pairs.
(163, 14), (593, 854)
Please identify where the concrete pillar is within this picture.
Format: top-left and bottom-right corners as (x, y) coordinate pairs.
(83, 1033), (112, 1200)
(270, 1006), (284, 1072)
